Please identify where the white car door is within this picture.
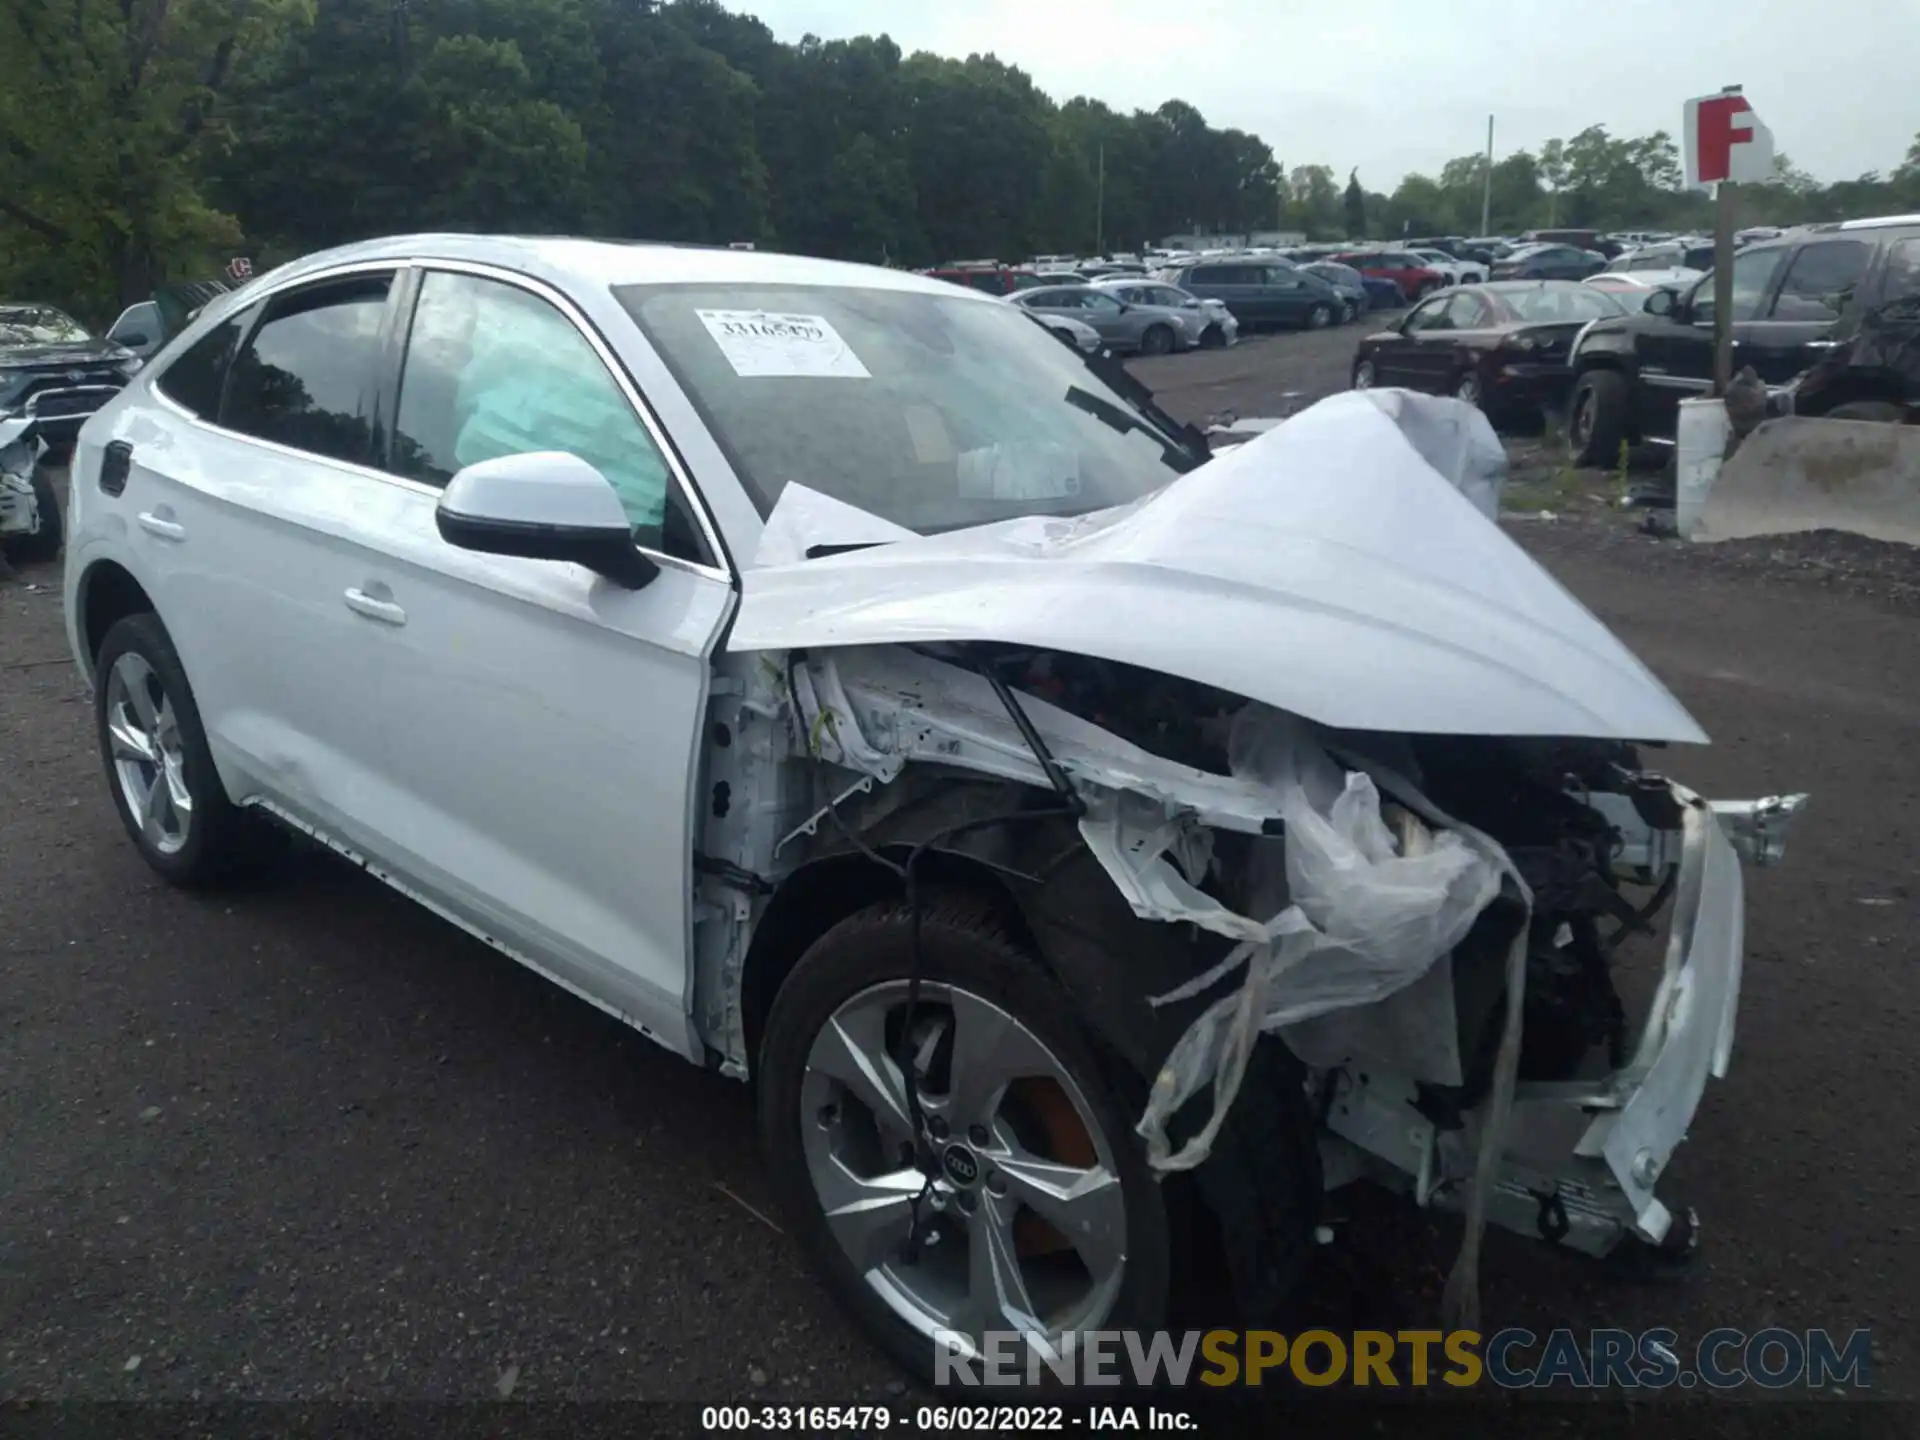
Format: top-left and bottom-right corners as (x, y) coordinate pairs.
(326, 264), (733, 1055)
(127, 265), (409, 842)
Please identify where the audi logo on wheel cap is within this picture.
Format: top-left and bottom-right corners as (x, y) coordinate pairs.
(940, 1145), (979, 1186)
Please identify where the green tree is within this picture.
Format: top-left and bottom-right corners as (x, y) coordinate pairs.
(1286, 164), (1340, 237)
(0, 0), (311, 314)
(1343, 169), (1367, 238)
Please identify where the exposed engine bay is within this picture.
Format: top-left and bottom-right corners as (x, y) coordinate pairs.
(694, 630), (1805, 1295)
(965, 644), (1686, 1100)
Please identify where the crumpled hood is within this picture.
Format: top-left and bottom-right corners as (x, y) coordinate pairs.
(729, 391), (1706, 743)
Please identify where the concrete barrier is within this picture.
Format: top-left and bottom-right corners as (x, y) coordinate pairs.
(1694, 416), (1920, 546)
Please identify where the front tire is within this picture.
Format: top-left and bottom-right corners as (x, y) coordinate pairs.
(93, 613), (280, 887)
(1199, 324), (1226, 350)
(1568, 368), (1629, 466)
(759, 896), (1175, 1385)
(2, 462), (63, 563)
(1353, 358), (1377, 390)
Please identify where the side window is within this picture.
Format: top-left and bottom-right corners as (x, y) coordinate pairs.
(1885, 238), (1920, 298)
(1445, 292), (1492, 328)
(154, 313), (247, 419)
(1081, 291), (1125, 315)
(1264, 267), (1304, 289)
(1040, 290), (1086, 310)
(1694, 247), (1787, 325)
(390, 270), (693, 558)
(222, 274), (391, 465)
(1768, 240), (1872, 322)
(109, 302), (160, 343)
(1403, 296), (1452, 333)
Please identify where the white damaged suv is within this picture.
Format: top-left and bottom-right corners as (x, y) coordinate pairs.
(62, 236), (1804, 1380)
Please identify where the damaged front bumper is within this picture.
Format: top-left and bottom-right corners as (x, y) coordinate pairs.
(1327, 785), (1807, 1257)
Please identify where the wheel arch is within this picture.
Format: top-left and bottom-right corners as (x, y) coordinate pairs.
(737, 776), (1235, 1089)
(77, 559), (158, 682)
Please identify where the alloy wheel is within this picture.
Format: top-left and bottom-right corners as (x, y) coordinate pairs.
(799, 980), (1127, 1355)
(103, 651), (193, 856)
(1354, 360), (1375, 389)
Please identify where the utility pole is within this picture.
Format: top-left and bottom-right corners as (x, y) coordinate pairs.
(1712, 87), (1740, 395)
(1095, 143), (1105, 256)
(1479, 114), (1494, 235)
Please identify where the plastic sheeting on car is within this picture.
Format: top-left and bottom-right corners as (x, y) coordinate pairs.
(1347, 388), (1509, 521)
(1129, 707), (1507, 1174)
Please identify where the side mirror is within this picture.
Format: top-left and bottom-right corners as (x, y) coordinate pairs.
(435, 451), (658, 590)
(1644, 288), (1677, 319)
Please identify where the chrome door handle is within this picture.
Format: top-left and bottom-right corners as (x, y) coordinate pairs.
(137, 511), (185, 541)
(343, 586), (407, 626)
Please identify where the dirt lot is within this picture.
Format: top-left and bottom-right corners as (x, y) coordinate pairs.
(3, 324), (1917, 1417)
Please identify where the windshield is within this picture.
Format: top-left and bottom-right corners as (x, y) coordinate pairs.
(616, 283), (1200, 534)
(0, 305), (92, 346)
(1499, 286), (1626, 323)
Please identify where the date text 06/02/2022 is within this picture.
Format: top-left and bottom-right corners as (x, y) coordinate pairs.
(699, 1404), (1196, 1431)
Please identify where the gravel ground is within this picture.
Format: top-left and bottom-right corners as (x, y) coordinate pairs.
(3, 324), (1915, 1420)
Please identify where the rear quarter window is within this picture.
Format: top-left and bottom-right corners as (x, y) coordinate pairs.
(154, 314), (248, 419)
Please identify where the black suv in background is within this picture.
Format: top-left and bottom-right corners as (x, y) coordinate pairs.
(1563, 215), (1920, 465)
(0, 304), (145, 460)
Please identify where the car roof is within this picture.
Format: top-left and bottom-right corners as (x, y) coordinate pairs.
(1478, 279), (1592, 294)
(239, 233), (988, 306)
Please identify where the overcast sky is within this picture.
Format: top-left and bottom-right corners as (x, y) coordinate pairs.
(738, 0), (1917, 187)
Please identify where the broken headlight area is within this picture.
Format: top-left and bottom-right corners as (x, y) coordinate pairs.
(708, 640), (1803, 1301)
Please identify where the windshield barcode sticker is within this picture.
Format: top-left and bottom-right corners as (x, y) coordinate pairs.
(695, 309), (871, 379)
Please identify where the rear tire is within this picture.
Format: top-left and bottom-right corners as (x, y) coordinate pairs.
(2, 462), (62, 563)
(1305, 303), (1333, 330)
(93, 613), (283, 888)
(1825, 400), (1905, 423)
(1139, 324), (1175, 356)
(1568, 368), (1629, 467)
(1352, 358), (1376, 390)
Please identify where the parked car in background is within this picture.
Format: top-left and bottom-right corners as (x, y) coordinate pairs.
(1608, 240), (1715, 275)
(1410, 247), (1488, 284)
(1327, 250), (1449, 303)
(1584, 272), (1698, 309)
(1028, 310), (1104, 354)
(1160, 259), (1344, 330)
(1563, 214), (1920, 464)
(1299, 262), (1371, 321)
(1523, 228), (1604, 253)
(105, 301), (167, 359)
(923, 262), (1025, 296)
(1490, 244), (1605, 281)
(1092, 277), (1239, 348)
(0, 303), (144, 462)
(1025, 271), (1091, 287)
(1009, 283), (1203, 354)
(1351, 281), (1628, 424)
